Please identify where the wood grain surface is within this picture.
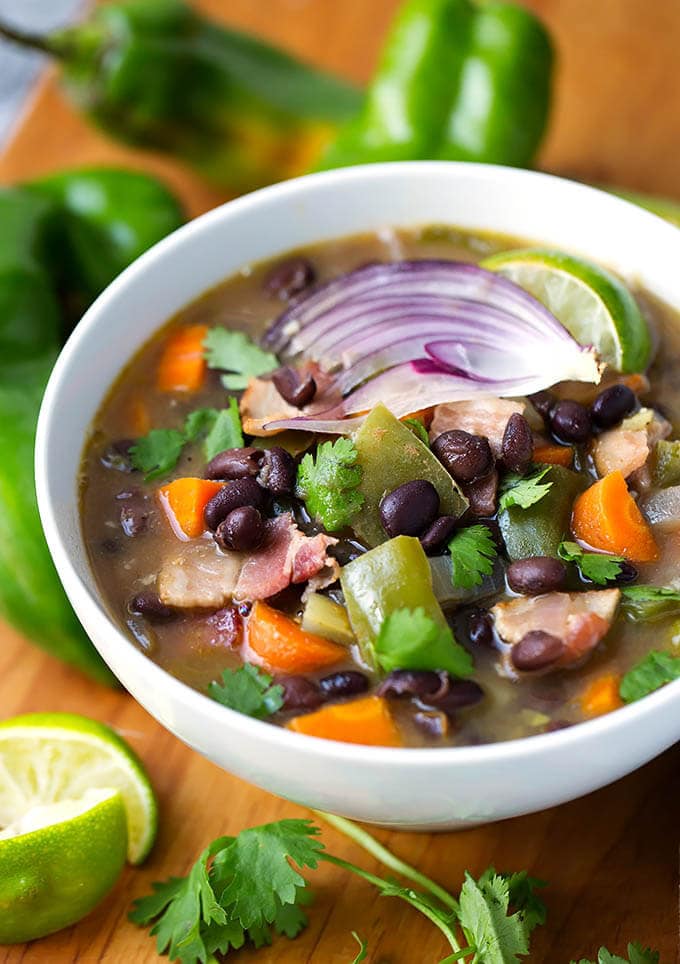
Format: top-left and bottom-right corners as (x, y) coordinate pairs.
(0, 2), (679, 961)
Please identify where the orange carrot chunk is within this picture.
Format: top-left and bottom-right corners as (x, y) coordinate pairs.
(248, 601), (346, 674)
(158, 478), (223, 539)
(287, 695), (403, 746)
(157, 324), (209, 393)
(533, 443), (574, 468)
(580, 674), (623, 718)
(571, 470), (658, 562)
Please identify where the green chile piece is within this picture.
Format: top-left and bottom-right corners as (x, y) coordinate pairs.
(340, 535), (447, 667)
(652, 440), (680, 488)
(352, 404), (467, 547)
(499, 464), (586, 561)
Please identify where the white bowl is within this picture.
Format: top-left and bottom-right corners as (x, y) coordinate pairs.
(36, 162), (680, 829)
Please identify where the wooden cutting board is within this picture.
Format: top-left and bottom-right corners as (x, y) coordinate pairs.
(0, 2), (678, 961)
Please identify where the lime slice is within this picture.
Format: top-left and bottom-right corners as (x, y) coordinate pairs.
(482, 248), (651, 373)
(0, 788), (127, 943)
(0, 712), (157, 865)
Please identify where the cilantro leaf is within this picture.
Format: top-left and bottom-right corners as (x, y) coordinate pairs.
(183, 407), (220, 443)
(351, 932), (368, 963)
(208, 664), (284, 719)
(296, 438), (364, 531)
(558, 541), (625, 585)
(502, 870), (547, 935)
(403, 418), (430, 445)
(448, 525), (498, 589)
(571, 944), (660, 964)
(204, 398), (244, 459)
(204, 327), (278, 390)
(619, 649), (680, 702)
(458, 870), (530, 964)
(498, 466), (552, 512)
(374, 607), (473, 678)
(620, 585), (680, 621)
(210, 820), (323, 930)
(129, 428), (186, 481)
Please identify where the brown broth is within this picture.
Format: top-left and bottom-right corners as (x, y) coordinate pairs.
(80, 226), (680, 747)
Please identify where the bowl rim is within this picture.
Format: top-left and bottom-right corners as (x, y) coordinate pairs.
(36, 160), (680, 767)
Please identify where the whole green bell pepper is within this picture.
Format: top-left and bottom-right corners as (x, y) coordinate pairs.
(318, 0), (553, 171)
(0, 0), (362, 193)
(0, 167), (184, 685)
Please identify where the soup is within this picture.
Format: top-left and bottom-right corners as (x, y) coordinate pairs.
(80, 226), (680, 748)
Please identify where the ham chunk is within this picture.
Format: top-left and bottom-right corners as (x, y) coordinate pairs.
(491, 589), (620, 669)
(240, 378), (299, 436)
(430, 397), (525, 457)
(158, 544), (243, 609)
(593, 408), (671, 482)
(235, 513), (338, 601)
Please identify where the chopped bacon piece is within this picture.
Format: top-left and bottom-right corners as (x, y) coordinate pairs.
(430, 397), (525, 457)
(491, 589), (620, 670)
(240, 378), (299, 436)
(593, 428), (649, 479)
(157, 544), (242, 609)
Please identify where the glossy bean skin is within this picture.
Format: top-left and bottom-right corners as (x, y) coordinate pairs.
(590, 384), (636, 429)
(419, 515), (457, 554)
(432, 429), (493, 483)
(278, 675), (323, 711)
(204, 446), (263, 480)
(100, 438), (136, 472)
(214, 506), (264, 551)
(264, 256), (316, 300)
(204, 477), (264, 531)
(549, 399), (592, 443)
(528, 390), (555, 420)
(377, 669), (443, 699)
(462, 469), (498, 517)
(433, 679), (484, 713)
(500, 413), (534, 472)
(467, 608), (494, 647)
(257, 447), (296, 495)
(129, 591), (176, 621)
(506, 556), (567, 595)
(379, 479), (440, 537)
(272, 366), (317, 407)
(511, 630), (565, 671)
(319, 671), (369, 699)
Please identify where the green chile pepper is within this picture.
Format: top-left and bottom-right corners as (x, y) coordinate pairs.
(0, 188), (115, 685)
(318, 0), (553, 171)
(0, 0), (362, 193)
(499, 465), (586, 561)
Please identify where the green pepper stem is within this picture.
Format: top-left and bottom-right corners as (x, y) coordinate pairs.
(0, 22), (63, 57)
(313, 810), (459, 913)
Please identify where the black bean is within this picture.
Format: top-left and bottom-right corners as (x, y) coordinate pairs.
(319, 671), (369, 700)
(378, 669), (443, 699)
(590, 384), (636, 430)
(419, 515), (458, 554)
(278, 675), (323, 712)
(379, 479), (439, 537)
(462, 469), (498, 517)
(328, 540), (366, 565)
(413, 710), (449, 738)
(549, 399), (592, 443)
(120, 503), (147, 537)
(214, 506), (264, 552)
(204, 447), (263, 480)
(611, 560), (638, 585)
(528, 390), (555, 420)
(431, 679), (484, 713)
(129, 591), (176, 622)
(507, 556), (567, 595)
(511, 631), (565, 671)
(272, 366), (317, 408)
(257, 447), (296, 496)
(204, 477), (264, 531)
(100, 439), (136, 472)
(264, 256), (316, 300)
(500, 413), (534, 472)
(467, 609), (494, 648)
(432, 430), (494, 483)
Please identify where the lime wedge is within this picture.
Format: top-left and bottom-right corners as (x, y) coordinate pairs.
(0, 788), (127, 943)
(0, 712), (157, 865)
(482, 248), (651, 373)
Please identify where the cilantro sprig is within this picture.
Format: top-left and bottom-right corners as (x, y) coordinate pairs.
(449, 525), (498, 590)
(498, 466), (552, 512)
(620, 585), (680, 621)
(208, 665), (284, 719)
(558, 541), (625, 586)
(374, 607), (473, 678)
(296, 437), (364, 531)
(204, 328), (278, 390)
(619, 649), (680, 703)
(130, 399), (243, 481)
(572, 943), (660, 964)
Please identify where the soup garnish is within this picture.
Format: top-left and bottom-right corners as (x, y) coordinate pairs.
(80, 227), (680, 747)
